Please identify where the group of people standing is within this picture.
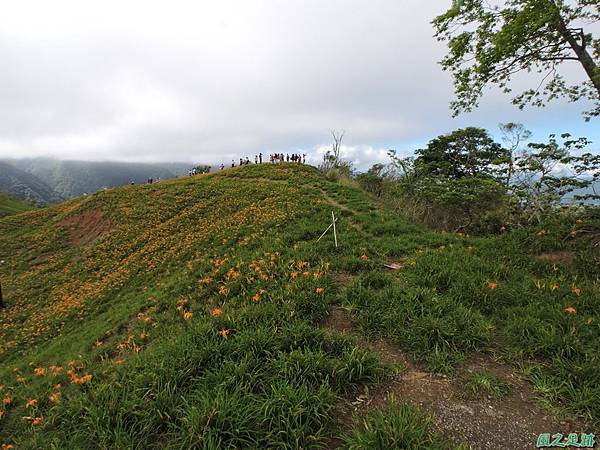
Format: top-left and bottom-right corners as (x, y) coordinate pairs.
(218, 152), (307, 170)
(186, 152), (308, 174)
(270, 153), (305, 164)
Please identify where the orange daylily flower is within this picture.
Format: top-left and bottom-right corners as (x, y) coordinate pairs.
(565, 306), (577, 314)
(218, 286), (230, 296)
(572, 287), (582, 296)
(218, 328), (231, 338)
(2, 397), (12, 406)
(49, 392), (61, 403)
(210, 308), (223, 316)
(488, 282), (498, 290)
(183, 312), (193, 320)
(551, 283), (559, 291)
(537, 229), (546, 236)
(316, 287), (324, 294)
(72, 374), (92, 385)
(31, 416), (43, 426)
(33, 367), (46, 377)
(360, 254), (369, 261)
(290, 272), (298, 279)
(25, 399), (37, 408)
(15, 376), (25, 383)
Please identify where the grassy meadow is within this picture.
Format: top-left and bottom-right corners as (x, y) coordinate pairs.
(0, 163), (598, 448)
(0, 193), (34, 218)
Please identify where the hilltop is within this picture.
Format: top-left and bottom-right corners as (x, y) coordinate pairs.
(0, 163), (598, 449)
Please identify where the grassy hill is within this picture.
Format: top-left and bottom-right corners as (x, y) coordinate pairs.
(0, 192), (35, 217)
(1, 164), (598, 448)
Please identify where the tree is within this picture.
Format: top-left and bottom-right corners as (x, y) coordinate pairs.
(415, 127), (509, 179)
(499, 122), (532, 186)
(511, 133), (598, 222)
(433, 0), (600, 120)
(320, 130), (353, 175)
(356, 163), (387, 197)
(321, 130), (345, 170)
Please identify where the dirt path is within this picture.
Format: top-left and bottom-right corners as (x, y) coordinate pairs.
(320, 305), (583, 450)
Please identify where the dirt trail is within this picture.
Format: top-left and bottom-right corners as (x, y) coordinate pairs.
(320, 304), (584, 450)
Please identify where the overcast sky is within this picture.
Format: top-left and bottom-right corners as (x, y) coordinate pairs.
(0, 0), (598, 169)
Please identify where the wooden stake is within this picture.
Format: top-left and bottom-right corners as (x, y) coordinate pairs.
(332, 211), (338, 247)
(317, 221), (334, 242)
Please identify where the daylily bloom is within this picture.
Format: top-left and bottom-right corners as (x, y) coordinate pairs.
(565, 306), (577, 314)
(316, 287), (324, 294)
(488, 282), (498, 290)
(25, 399), (37, 408)
(218, 328), (230, 338)
(210, 308), (223, 316)
(183, 312), (193, 320)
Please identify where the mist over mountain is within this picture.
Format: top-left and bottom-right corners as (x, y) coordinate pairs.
(0, 158), (192, 203)
(0, 161), (64, 205)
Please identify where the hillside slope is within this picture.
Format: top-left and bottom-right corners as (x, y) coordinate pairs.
(0, 192), (35, 217)
(0, 164), (598, 448)
(0, 162), (63, 205)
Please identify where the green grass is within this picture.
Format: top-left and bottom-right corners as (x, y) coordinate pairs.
(0, 192), (35, 217)
(342, 398), (464, 450)
(462, 371), (511, 399)
(1, 163), (599, 447)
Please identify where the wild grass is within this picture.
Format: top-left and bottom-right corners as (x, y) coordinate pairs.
(0, 192), (35, 217)
(462, 371), (511, 399)
(342, 398), (464, 450)
(1, 162), (599, 447)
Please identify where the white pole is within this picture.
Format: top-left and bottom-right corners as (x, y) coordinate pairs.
(332, 211), (338, 247)
(317, 222), (334, 242)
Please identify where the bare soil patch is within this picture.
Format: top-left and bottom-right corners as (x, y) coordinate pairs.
(536, 250), (575, 266)
(60, 209), (113, 246)
(322, 307), (585, 450)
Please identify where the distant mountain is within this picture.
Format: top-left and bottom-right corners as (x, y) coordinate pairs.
(1, 158), (192, 202)
(0, 161), (64, 205)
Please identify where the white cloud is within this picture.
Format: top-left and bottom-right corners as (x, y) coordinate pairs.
(0, 0), (597, 164)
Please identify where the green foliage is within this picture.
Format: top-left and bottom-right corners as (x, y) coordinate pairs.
(415, 127), (509, 180)
(342, 398), (461, 450)
(0, 163), (391, 447)
(0, 192), (35, 217)
(433, 0), (600, 119)
(463, 371), (511, 399)
(2, 162), (600, 447)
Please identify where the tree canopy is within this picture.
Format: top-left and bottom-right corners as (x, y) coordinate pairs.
(415, 127), (509, 179)
(433, 0), (600, 120)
